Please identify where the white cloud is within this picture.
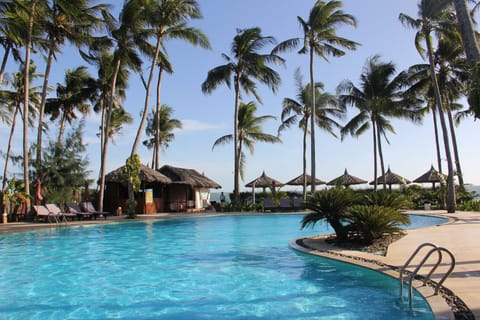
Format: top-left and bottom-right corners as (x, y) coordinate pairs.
(178, 119), (227, 132)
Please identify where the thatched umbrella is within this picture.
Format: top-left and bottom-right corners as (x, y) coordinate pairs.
(413, 165), (447, 189)
(159, 165), (221, 189)
(105, 164), (172, 184)
(285, 174), (325, 186)
(369, 168), (410, 189)
(245, 171), (283, 203)
(327, 169), (367, 187)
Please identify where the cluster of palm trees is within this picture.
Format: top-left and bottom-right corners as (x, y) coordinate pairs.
(1, 0), (479, 215)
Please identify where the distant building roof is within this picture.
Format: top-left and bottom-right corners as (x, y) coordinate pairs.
(159, 165), (221, 189)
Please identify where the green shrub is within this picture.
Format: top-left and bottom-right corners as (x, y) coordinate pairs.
(458, 200), (480, 211)
(346, 205), (410, 244)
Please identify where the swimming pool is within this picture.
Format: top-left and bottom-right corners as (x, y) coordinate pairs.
(0, 214), (444, 319)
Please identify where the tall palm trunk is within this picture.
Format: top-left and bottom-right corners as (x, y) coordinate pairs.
(154, 67), (164, 170)
(425, 33), (456, 213)
(36, 44), (55, 179)
(2, 105), (19, 191)
(309, 48), (316, 193)
(446, 108), (464, 188)
(233, 76), (241, 201)
(302, 119), (308, 200)
(131, 33), (163, 157)
(98, 57), (122, 212)
(371, 119), (378, 191)
(376, 123), (387, 190)
(57, 112), (67, 145)
(0, 44), (11, 85)
(453, 0), (480, 65)
(431, 105), (443, 173)
(22, 0), (36, 198)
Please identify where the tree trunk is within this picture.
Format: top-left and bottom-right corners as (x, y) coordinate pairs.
(302, 118), (308, 200)
(426, 35), (456, 213)
(446, 108), (464, 188)
(0, 44), (11, 86)
(98, 57), (122, 212)
(131, 34), (162, 157)
(431, 105), (443, 173)
(376, 122), (387, 190)
(233, 76), (241, 201)
(2, 105), (19, 191)
(453, 0), (480, 65)
(154, 67), (164, 170)
(57, 112), (67, 146)
(36, 45), (55, 179)
(372, 119), (378, 191)
(309, 48), (316, 193)
(23, 0), (36, 198)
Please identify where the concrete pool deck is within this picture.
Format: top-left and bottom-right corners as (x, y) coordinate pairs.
(294, 210), (480, 320)
(0, 210), (478, 319)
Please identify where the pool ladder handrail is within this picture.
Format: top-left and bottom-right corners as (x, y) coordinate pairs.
(399, 243), (455, 308)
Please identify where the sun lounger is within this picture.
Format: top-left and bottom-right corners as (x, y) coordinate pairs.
(80, 201), (111, 220)
(45, 203), (77, 221)
(279, 198), (292, 210)
(66, 203), (93, 220)
(264, 198), (275, 211)
(33, 205), (67, 224)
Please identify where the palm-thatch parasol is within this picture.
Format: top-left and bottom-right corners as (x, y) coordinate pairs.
(245, 171), (283, 203)
(285, 174), (325, 186)
(105, 164), (172, 184)
(369, 168), (410, 189)
(413, 165), (447, 189)
(327, 169), (367, 187)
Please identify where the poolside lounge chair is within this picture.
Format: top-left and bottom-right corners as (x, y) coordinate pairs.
(66, 203), (93, 220)
(45, 203), (77, 221)
(279, 198), (292, 211)
(33, 205), (67, 224)
(293, 198), (304, 210)
(80, 201), (111, 220)
(264, 198), (275, 211)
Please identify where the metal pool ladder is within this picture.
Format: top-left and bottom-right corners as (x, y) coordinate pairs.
(399, 242), (455, 308)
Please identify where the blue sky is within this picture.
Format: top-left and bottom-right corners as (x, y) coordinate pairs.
(2, 0), (479, 192)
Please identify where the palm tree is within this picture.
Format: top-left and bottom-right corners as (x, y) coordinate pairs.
(274, 0), (358, 193)
(201, 27), (283, 201)
(400, 0), (457, 212)
(143, 104), (182, 169)
(97, 0), (149, 212)
(44, 66), (97, 145)
(339, 56), (420, 190)
(452, 0), (480, 65)
(1, 63), (41, 192)
(0, 0), (27, 85)
(212, 101), (281, 181)
(130, 0), (211, 157)
(279, 68), (343, 200)
(34, 0), (108, 180)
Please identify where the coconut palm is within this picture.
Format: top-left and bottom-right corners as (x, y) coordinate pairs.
(279, 68), (343, 200)
(130, 0), (211, 157)
(212, 101), (281, 181)
(44, 66), (97, 145)
(0, 0), (27, 85)
(97, 0), (150, 212)
(339, 56), (420, 191)
(1, 63), (41, 192)
(274, 0), (358, 193)
(400, 0), (458, 212)
(142, 104), (182, 169)
(452, 0), (480, 65)
(34, 0), (108, 180)
(201, 27), (283, 201)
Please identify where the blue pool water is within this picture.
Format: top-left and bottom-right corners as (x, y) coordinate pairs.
(0, 214), (445, 319)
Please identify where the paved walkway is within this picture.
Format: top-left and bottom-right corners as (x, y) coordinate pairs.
(296, 210), (480, 320)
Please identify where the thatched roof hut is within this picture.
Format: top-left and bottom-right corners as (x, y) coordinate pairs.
(105, 164), (172, 184)
(245, 171), (283, 188)
(369, 168), (410, 189)
(327, 169), (367, 187)
(285, 174), (325, 186)
(159, 165), (221, 189)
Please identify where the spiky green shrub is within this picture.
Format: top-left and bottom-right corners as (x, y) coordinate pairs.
(302, 188), (359, 242)
(361, 190), (411, 210)
(346, 205), (410, 244)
